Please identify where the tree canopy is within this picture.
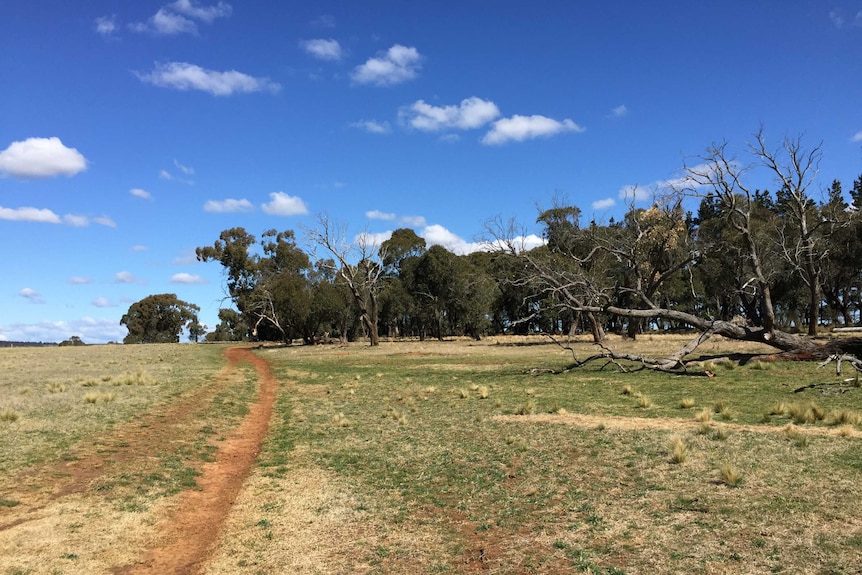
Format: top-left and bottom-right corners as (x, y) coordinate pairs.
(121, 294), (200, 344)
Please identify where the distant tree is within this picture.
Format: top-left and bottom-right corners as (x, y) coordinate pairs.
(59, 335), (86, 347)
(187, 319), (207, 343)
(121, 294), (200, 344)
(207, 308), (249, 341)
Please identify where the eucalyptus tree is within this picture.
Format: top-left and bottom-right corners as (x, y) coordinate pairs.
(121, 294), (200, 344)
(305, 214), (388, 346)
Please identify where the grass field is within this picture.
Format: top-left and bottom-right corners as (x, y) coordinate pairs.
(2, 335), (862, 574)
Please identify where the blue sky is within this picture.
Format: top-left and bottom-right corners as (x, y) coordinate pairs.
(1, 1), (861, 343)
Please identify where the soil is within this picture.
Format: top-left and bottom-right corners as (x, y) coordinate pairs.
(114, 346), (278, 574)
(0, 346), (278, 575)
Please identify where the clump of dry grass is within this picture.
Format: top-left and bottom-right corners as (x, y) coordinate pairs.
(525, 388), (536, 397)
(47, 382), (66, 393)
(635, 393), (653, 409)
(695, 408), (712, 422)
(84, 392), (115, 404)
(457, 388), (470, 399)
(620, 384), (634, 396)
(718, 462), (744, 487)
(516, 399), (536, 415)
(0, 409), (20, 423)
(826, 409), (862, 427)
(332, 412), (351, 427)
(712, 425), (730, 441)
(477, 385), (490, 399)
(668, 436), (688, 464)
(770, 402), (789, 417)
(679, 397), (696, 409)
(837, 425), (857, 438)
(80, 378), (99, 388)
(788, 402), (826, 425)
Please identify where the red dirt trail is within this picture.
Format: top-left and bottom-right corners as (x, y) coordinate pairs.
(113, 346), (279, 575)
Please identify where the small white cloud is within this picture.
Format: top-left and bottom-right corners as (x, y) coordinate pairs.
(95, 15), (118, 36)
(64, 214), (90, 227)
(482, 115), (585, 145)
(355, 231), (392, 248)
(92, 297), (115, 308)
(0, 317), (128, 344)
(170, 0), (232, 23)
(115, 271), (138, 284)
(137, 62), (281, 96)
(366, 210), (396, 221)
(352, 44), (421, 86)
(94, 216), (117, 227)
(131, 245), (148, 252)
(401, 215), (427, 228)
(130, 188), (152, 200)
(159, 169), (173, 180)
(830, 9), (845, 28)
(68, 277), (92, 285)
(351, 120), (391, 134)
(402, 97), (500, 132)
(610, 105), (628, 118)
(19, 288), (45, 304)
(203, 198), (254, 213)
(130, 1), (231, 35)
(618, 185), (652, 202)
(261, 192), (308, 216)
(852, 131), (862, 143)
(0, 137), (87, 178)
(173, 159), (195, 175)
(300, 38), (343, 61)
(170, 272), (208, 284)
(0, 206), (62, 223)
(420, 224), (497, 255)
(592, 198), (616, 210)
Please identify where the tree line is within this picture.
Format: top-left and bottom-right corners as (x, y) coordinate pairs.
(122, 132), (862, 357)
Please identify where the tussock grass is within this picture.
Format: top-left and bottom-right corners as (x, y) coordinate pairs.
(0, 408), (20, 423)
(635, 393), (653, 409)
(620, 384), (633, 396)
(476, 385), (490, 399)
(47, 382), (66, 393)
(718, 462), (744, 487)
(668, 435), (687, 464)
(679, 397), (696, 409)
(826, 409), (862, 427)
(695, 408), (713, 422)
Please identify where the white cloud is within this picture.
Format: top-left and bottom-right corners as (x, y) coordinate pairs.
(402, 97), (500, 131)
(852, 131), (862, 143)
(170, 0), (232, 23)
(130, 188), (152, 200)
(618, 185), (651, 202)
(131, 245), (148, 252)
(0, 206), (62, 223)
(352, 44), (421, 86)
(0, 137), (87, 178)
(94, 215), (117, 228)
(159, 169), (173, 180)
(419, 224), (492, 255)
(300, 38), (343, 61)
(261, 192), (308, 215)
(170, 272), (208, 284)
(0, 317), (129, 344)
(63, 214), (90, 227)
(830, 10), (845, 28)
(482, 115), (585, 145)
(130, 1), (231, 35)
(68, 277), (92, 285)
(137, 62), (281, 96)
(203, 198), (254, 213)
(19, 288), (45, 304)
(95, 15), (118, 36)
(610, 104), (628, 118)
(351, 120), (391, 134)
(173, 159), (195, 175)
(401, 215), (427, 228)
(114, 271), (140, 284)
(92, 297), (115, 308)
(592, 198), (616, 210)
(366, 210), (396, 220)
(354, 231), (392, 248)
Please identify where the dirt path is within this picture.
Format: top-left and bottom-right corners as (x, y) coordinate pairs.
(114, 346), (279, 575)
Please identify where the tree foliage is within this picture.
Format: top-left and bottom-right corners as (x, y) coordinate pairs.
(121, 294), (200, 344)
